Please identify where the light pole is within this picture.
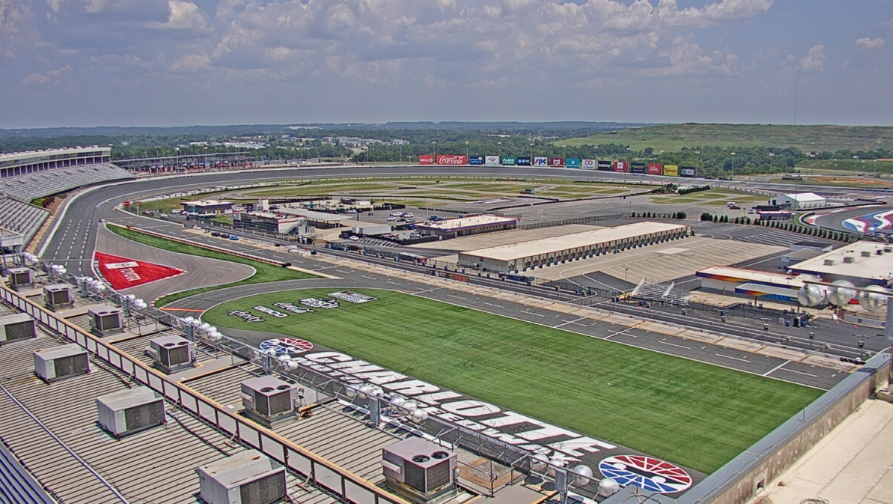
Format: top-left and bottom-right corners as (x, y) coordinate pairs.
(433, 141), (437, 163)
(530, 143), (534, 164)
(175, 147), (180, 172)
(497, 141), (502, 161)
(730, 152), (736, 176)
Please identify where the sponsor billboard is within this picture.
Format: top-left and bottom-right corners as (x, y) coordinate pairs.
(663, 164), (679, 176)
(680, 166), (697, 178)
(647, 163), (662, 175)
(549, 157), (564, 167)
(419, 155), (434, 165)
(437, 155), (467, 165)
(501, 156), (516, 166)
(534, 157), (548, 167)
(566, 158), (582, 169)
(614, 161), (628, 172)
(468, 155), (484, 166)
(485, 155), (500, 166)
(630, 162), (646, 174)
(582, 159), (596, 170)
(517, 156), (532, 166)
(597, 160), (612, 171)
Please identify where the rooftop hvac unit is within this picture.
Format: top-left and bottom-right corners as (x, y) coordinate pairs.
(146, 335), (194, 374)
(862, 251), (872, 257)
(196, 450), (287, 504)
(824, 259), (835, 266)
(0, 313), (36, 345)
(33, 343), (90, 382)
(43, 284), (74, 311)
(240, 376), (298, 426)
(843, 256), (855, 264)
(382, 437), (458, 504)
(96, 386), (165, 437)
(88, 307), (123, 336)
(7, 268), (33, 290)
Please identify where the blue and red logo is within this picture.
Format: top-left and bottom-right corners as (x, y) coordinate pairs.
(259, 338), (313, 357)
(598, 455), (692, 494)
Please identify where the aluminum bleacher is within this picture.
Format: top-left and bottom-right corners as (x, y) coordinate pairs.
(0, 163), (133, 203)
(0, 196), (49, 249)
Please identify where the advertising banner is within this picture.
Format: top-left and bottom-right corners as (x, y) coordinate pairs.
(549, 157), (564, 167)
(630, 162), (646, 174)
(582, 159), (596, 170)
(485, 155), (500, 166)
(597, 160), (612, 171)
(501, 156), (516, 166)
(663, 164), (679, 176)
(647, 163), (662, 175)
(614, 161), (628, 172)
(534, 157), (548, 167)
(437, 155), (467, 165)
(468, 155), (484, 166)
(419, 155), (434, 165)
(517, 156), (532, 166)
(566, 158), (582, 169)
(680, 166), (697, 178)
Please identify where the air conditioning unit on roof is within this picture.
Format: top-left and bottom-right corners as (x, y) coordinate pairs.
(146, 335), (194, 373)
(88, 306), (123, 336)
(96, 386), (165, 437)
(7, 268), (33, 290)
(382, 437), (458, 504)
(34, 343), (90, 382)
(0, 313), (36, 345)
(240, 376), (298, 426)
(43, 284), (74, 311)
(196, 450), (287, 504)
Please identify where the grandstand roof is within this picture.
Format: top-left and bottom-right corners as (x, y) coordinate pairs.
(0, 147), (111, 165)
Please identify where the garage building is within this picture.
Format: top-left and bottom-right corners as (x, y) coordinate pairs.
(788, 241), (893, 287)
(458, 221), (690, 273)
(769, 192), (827, 210)
(181, 199), (234, 216)
(415, 214), (519, 239)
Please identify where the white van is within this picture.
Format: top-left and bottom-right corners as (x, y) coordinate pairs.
(402, 212), (414, 218)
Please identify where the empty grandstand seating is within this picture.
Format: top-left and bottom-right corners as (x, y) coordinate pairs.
(0, 196), (49, 248)
(0, 163), (133, 203)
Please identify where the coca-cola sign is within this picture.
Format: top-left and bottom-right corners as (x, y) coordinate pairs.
(437, 155), (467, 165)
(419, 155), (434, 165)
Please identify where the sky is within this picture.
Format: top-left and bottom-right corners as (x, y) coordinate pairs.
(1, 0), (891, 128)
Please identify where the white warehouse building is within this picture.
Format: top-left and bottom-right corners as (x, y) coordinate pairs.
(769, 192), (827, 210)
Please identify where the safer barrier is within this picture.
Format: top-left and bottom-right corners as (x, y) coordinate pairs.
(119, 225), (288, 268)
(0, 284), (411, 504)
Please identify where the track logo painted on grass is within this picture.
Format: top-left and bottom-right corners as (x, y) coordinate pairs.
(598, 455), (692, 494)
(259, 338), (314, 357)
(95, 251), (184, 290)
(842, 209), (893, 234)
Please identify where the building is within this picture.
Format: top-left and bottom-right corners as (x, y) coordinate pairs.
(181, 199), (234, 216)
(0, 146), (111, 178)
(769, 192), (827, 210)
(788, 241), (893, 287)
(233, 211), (308, 235)
(414, 214), (519, 239)
(458, 221), (690, 273)
(696, 266), (815, 302)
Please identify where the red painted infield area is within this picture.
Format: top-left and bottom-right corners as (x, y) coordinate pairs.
(95, 251), (185, 290)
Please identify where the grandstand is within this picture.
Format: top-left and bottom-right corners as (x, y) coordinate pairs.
(0, 196), (49, 250)
(0, 163), (133, 204)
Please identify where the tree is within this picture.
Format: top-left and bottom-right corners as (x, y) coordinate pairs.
(676, 211), (687, 219)
(701, 212), (712, 221)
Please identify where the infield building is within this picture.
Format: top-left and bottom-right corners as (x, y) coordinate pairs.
(458, 221), (690, 273)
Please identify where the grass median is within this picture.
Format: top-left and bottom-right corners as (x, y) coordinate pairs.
(203, 288), (824, 474)
(107, 225), (317, 306)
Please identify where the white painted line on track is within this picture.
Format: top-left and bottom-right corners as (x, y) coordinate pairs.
(763, 360), (792, 377)
(521, 310), (545, 318)
(448, 294), (467, 300)
(483, 302), (504, 308)
(554, 317), (586, 329)
(716, 353), (751, 363)
(604, 327), (634, 339)
(658, 340), (691, 350)
(775, 367), (818, 378)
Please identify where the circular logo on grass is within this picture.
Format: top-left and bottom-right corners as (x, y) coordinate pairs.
(598, 455), (692, 494)
(259, 338), (313, 357)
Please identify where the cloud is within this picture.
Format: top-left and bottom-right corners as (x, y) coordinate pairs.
(170, 51), (211, 72)
(856, 37), (885, 50)
(20, 65), (73, 86)
(146, 0), (208, 30)
(798, 44), (824, 72)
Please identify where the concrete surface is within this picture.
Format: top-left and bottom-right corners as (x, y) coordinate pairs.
(752, 398), (893, 504)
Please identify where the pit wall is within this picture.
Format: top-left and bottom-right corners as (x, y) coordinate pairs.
(604, 351), (891, 504)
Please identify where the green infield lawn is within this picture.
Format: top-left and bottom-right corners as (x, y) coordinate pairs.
(106, 226), (317, 306)
(203, 288), (823, 474)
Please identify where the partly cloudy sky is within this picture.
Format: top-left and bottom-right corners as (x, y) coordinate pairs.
(1, 0), (891, 127)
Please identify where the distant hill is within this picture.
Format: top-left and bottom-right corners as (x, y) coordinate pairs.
(558, 124), (893, 153)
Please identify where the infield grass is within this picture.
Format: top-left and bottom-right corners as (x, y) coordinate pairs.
(203, 288), (823, 474)
(106, 226), (317, 306)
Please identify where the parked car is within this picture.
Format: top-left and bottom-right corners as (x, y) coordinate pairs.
(211, 232), (221, 237)
(229, 235), (239, 240)
(387, 216), (397, 221)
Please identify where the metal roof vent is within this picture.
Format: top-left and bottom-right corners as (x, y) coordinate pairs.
(823, 259), (835, 266)
(0, 313), (36, 345)
(382, 437), (458, 503)
(96, 386), (165, 437)
(240, 376), (298, 426)
(196, 450), (287, 504)
(7, 268), (33, 290)
(885, 247), (892, 253)
(88, 307), (123, 336)
(861, 251), (871, 257)
(843, 256), (855, 264)
(43, 284), (73, 311)
(34, 344), (90, 382)
(146, 335), (195, 374)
